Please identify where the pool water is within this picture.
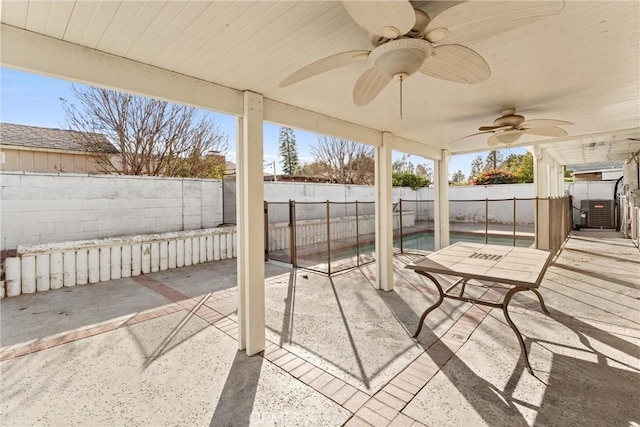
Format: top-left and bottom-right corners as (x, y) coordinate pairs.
(399, 231), (534, 252)
(294, 231), (534, 268)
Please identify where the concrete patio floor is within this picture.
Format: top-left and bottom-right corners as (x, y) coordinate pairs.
(1, 231), (638, 426)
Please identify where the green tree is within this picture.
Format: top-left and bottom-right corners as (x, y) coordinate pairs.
(278, 127), (299, 175)
(485, 150), (504, 170)
(392, 154), (432, 189)
(392, 153), (415, 174)
(165, 152), (226, 179)
(392, 172), (430, 190)
(451, 170), (466, 185)
(501, 152), (533, 183)
(470, 155), (484, 178)
(299, 161), (328, 177)
(564, 166), (575, 182)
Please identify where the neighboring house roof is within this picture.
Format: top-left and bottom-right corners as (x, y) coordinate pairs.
(0, 123), (118, 154)
(568, 161), (623, 174)
(224, 161), (236, 174)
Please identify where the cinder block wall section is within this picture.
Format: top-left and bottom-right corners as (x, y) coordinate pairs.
(262, 181), (537, 225)
(1, 172), (223, 252)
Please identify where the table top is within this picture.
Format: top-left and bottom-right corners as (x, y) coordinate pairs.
(406, 242), (553, 288)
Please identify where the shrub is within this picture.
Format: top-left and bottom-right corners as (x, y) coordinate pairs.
(392, 172), (430, 190)
(471, 169), (516, 185)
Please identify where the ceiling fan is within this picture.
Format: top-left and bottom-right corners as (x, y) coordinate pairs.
(279, 1), (564, 107)
(457, 109), (574, 146)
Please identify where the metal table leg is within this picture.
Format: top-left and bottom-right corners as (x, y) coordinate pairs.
(502, 286), (534, 374)
(413, 272), (444, 338)
(530, 288), (549, 314)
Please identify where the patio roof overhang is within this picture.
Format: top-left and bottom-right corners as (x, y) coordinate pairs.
(1, 1), (638, 162)
(1, 0), (639, 355)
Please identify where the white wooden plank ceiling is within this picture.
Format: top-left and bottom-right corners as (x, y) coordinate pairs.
(1, 1), (638, 165)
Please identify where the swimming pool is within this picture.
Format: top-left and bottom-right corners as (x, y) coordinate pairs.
(399, 230), (534, 252)
(292, 230), (534, 272)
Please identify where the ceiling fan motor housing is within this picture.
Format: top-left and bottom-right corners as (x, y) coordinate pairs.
(494, 114), (525, 127)
(369, 38), (433, 79)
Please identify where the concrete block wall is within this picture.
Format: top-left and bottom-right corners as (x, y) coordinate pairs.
(2, 173), (538, 253)
(263, 181), (536, 225)
(1, 172), (223, 251)
(443, 184), (536, 225)
(264, 181), (418, 204)
(2, 227), (236, 298)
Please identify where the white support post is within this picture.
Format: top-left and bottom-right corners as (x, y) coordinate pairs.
(434, 150), (451, 250)
(548, 161), (555, 197)
(533, 148), (550, 249)
(375, 132), (394, 291)
(556, 161), (565, 196)
(533, 148), (549, 198)
(238, 91), (265, 356)
(549, 162), (556, 197)
(236, 116), (247, 351)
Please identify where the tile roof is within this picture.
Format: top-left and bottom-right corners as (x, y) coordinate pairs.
(0, 123), (118, 153)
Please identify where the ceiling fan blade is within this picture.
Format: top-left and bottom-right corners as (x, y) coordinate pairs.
(420, 45), (490, 84)
(279, 50), (370, 87)
(479, 125), (515, 132)
(520, 119), (574, 129)
(451, 130), (497, 143)
(488, 130), (523, 146)
(524, 126), (568, 137)
(343, 1), (415, 39)
(353, 68), (392, 106)
(424, 1), (564, 45)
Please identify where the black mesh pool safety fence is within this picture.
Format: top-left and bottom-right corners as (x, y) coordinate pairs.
(264, 196), (570, 274)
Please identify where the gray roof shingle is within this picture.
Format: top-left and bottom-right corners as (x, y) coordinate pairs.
(569, 161), (623, 173)
(0, 123), (118, 154)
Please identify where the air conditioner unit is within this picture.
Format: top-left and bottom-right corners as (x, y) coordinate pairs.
(580, 199), (615, 228)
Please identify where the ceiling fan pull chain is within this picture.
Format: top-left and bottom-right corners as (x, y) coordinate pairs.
(399, 77), (403, 120)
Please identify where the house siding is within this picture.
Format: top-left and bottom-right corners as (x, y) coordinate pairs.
(1, 147), (100, 174)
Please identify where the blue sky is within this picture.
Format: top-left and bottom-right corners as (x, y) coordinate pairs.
(0, 67), (517, 177)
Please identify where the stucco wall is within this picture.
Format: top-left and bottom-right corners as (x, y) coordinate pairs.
(1, 172), (223, 251)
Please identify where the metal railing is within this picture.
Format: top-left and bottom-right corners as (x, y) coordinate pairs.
(265, 196), (572, 274)
(265, 200), (376, 275)
(396, 197), (540, 254)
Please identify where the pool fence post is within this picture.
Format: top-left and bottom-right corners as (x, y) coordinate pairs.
(264, 201), (268, 261)
(289, 200), (297, 267)
(485, 198), (489, 244)
(399, 199), (404, 254)
(355, 201), (360, 267)
(512, 197), (517, 246)
(326, 200), (331, 275)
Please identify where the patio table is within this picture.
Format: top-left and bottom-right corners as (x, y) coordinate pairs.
(406, 242), (555, 374)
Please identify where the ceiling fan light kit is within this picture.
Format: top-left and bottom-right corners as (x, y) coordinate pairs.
(280, 0), (564, 107)
(492, 131), (523, 146)
(368, 38), (432, 80)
